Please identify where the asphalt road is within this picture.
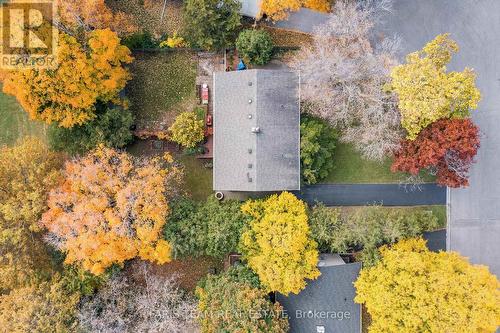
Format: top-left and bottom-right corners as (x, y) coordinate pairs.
(295, 183), (446, 206)
(377, 0), (500, 277)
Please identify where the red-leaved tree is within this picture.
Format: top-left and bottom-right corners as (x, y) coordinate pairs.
(391, 119), (480, 187)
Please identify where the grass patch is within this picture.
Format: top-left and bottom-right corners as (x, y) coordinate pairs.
(324, 142), (435, 184)
(127, 51), (197, 128)
(426, 205), (446, 228)
(176, 154), (213, 201)
(0, 85), (47, 146)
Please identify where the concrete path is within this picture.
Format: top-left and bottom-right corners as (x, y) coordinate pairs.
(294, 183), (446, 206)
(377, 0), (500, 277)
(270, 8), (329, 34)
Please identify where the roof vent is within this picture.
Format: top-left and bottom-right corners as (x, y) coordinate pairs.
(248, 163), (253, 169)
(248, 81), (253, 86)
(247, 172), (252, 182)
(251, 127), (260, 133)
(248, 114), (252, 119)
(248, 99), (253, 104)
(248, 148), (252, 154)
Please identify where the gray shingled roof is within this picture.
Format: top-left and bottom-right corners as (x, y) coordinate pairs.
(276, 262), (362, 333)
(213, 69), (300, 191)
(239, 0), (260, 18)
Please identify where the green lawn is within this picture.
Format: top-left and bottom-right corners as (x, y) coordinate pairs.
(0, 85), (47, 146)
(127, 51), (197, 128)
(324, 142), (435, 184)
(176, 154), (213, 201)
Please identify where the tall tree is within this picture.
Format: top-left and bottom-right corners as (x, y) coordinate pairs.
(355, 238), (500, 333)
(41, 146), (184, 275)
(0, 278), (80, 333)
(0, 138), (63, 292)
(2, 30), (133, 128)
(391, 118), (480, 187)
(300, 115), (338, 184)
(48, 105), (135, 155)
(291, 1), (402, 160)
(79, 264), (198, 332)
(168, 112), (205, 149)
(239, 192), (320, 295)
(164, 197), (249, 259)
(390, 34), (481, 140)
(183, 0), (242, 50)
(196, 266), (288, 333)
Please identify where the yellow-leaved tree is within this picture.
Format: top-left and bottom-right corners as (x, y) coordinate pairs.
(389, 34), (481, 140)
(239, 192), (320, 295)
(260, 0), (330, 21)
(0, 277), (79, 332)
(41, 146), (184, 275)
(355, 238), (500, 333)
(2, 29), (132, 128)
(168, 112), (205, 148)
(0, 138), (63, 292)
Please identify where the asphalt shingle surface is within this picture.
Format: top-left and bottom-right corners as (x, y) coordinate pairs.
(377, 0), (500, 277)
(213, 70), (300, 191)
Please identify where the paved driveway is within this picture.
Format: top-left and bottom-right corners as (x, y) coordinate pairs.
(295, 183), (445, 206)
(377, 0), (500, 277)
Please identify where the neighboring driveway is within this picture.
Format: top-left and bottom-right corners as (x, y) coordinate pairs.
(377, 0), (500, 277)
(295, 183), (446, 206)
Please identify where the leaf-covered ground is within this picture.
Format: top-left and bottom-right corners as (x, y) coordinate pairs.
(107, 0), (184, 37)
(126, 51), (197, 129)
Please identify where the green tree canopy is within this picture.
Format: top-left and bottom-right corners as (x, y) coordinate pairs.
(164, 197), (249, 259)
(48, 105), (134, 155)
(236, 29), (274, 65)
(196, 266), (288, 333)
(300, 115), (338, 184)
(183, 0), (242, 50)
(309, 205), (440, 266)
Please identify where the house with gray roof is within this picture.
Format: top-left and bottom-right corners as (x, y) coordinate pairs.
(213, 69), (300, 192)
(276, 254), (362, 333)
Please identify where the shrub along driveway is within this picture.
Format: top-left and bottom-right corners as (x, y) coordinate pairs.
(376, 0), (500, 277)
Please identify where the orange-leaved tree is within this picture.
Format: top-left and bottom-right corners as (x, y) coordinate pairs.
(56, 0), (137, 36)
(2, 29), (132, 128)
(41, 146), (184, 275)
